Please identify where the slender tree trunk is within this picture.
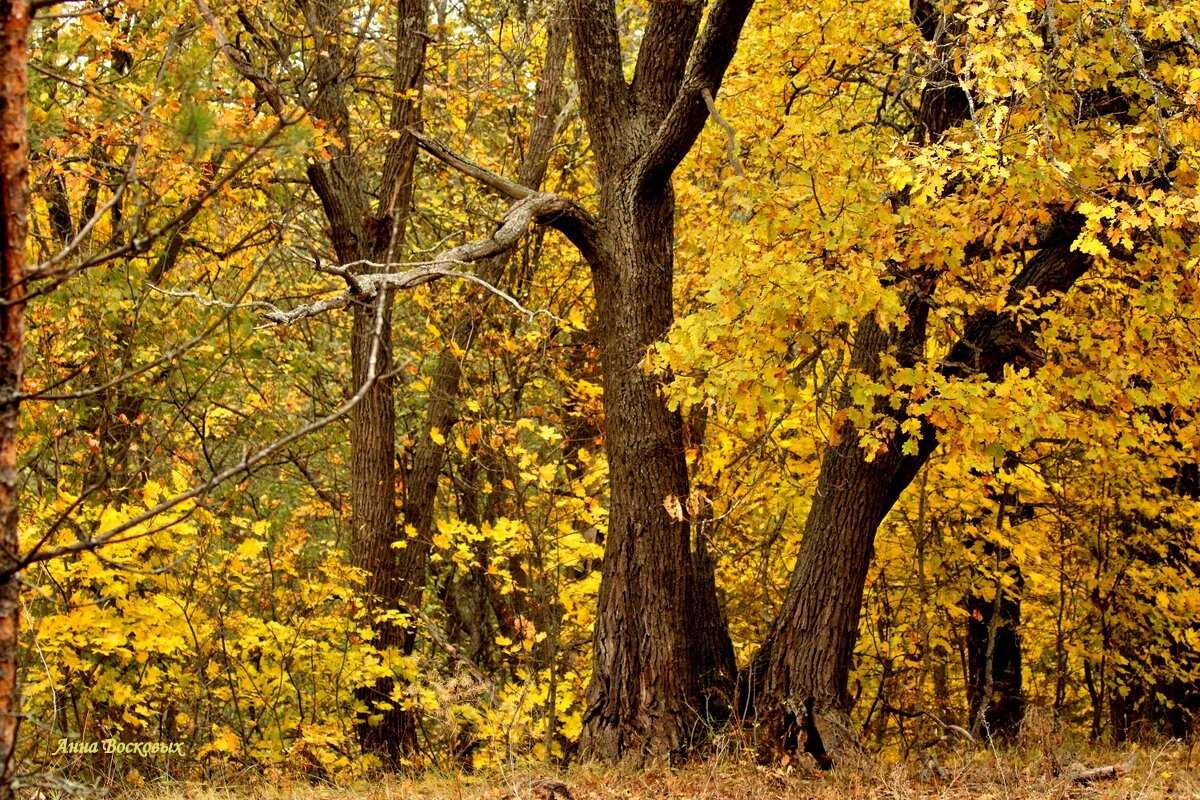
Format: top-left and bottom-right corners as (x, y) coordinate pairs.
(965, 498), (1026, 740)
(966, 558), (1025, 738)
(0, 2), (29, 797)
(298, 0), (428, 763)
(394, 6), (569, 660)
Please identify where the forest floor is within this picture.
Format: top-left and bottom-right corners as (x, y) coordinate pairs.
(120, 742), (1199, 800)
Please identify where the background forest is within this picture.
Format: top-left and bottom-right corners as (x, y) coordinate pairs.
(0, 0), (1198, 794)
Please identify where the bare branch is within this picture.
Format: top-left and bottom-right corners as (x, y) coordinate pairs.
(701, 88), (744, 176)
(412, 609), (494, 697)
(27, 116), (297, 289)
(18, 263), (275, 403)
(1072, 751), (1137, 784)
(311, 257), (363, 294)
(7, 294), (397, 575)
(150, 286), (286, 316)
(409, 128), (532, 201)
(264, 193), (576, 325)
(410, 130), (605, 267)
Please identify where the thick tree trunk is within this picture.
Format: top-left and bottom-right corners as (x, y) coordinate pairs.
(0, 2), (28, 797)
(347, 294), (413, 760)
(568, 0), (754, 761)
(580, 184), (719, 760)
(685, 407), (739, 721)
(398, 0), (754, 762)
(750, 0), (1062, 762)
(752, 312), (925, 763)
(753, 219), (1090, 762)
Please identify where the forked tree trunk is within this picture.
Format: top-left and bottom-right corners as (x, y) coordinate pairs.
(297, 0), (428, 763)
(568, 0), (754, 760)
(0, 2), (28, 797)
(408, 0), (754, 761)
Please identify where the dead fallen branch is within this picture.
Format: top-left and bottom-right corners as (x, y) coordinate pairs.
(1071, 751), (1138, 784)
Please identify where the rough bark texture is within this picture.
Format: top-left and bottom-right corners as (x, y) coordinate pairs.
(750, 298), (930, 764)
(295, 0), (427, 763)
(0, 2), (27, 797)
(582, 183), (704, 761)
(569, 0), (755, 762)
(685, 407), (740, 720)
(752, 213), (1091, 762)
(748, 0), (975, 762)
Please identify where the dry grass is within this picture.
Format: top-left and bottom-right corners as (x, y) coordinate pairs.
(108, 741), (1200, 800)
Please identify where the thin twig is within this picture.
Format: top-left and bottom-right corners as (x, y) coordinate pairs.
(8, 294), (395, 575)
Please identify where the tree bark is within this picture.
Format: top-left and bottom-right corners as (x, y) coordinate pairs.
(0, 2), (28, 797)
(581, 182), (706, 760)
(752, 216), (1091, 762)
(394, 5), (569, 662)
(568, 0), (755, 761)
(296, 0), (428, 764)
(406, 0), (754, 762)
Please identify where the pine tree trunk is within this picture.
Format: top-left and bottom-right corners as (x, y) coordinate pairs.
(0, 2), (28, 796)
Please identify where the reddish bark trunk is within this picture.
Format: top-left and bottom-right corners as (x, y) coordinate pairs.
(0, 1), (29, 796)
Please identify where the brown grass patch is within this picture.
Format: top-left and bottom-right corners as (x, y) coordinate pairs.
(105, 741), (1199, 800)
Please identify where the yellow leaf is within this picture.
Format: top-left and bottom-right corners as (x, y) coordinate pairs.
(663, 494), (684, 522)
